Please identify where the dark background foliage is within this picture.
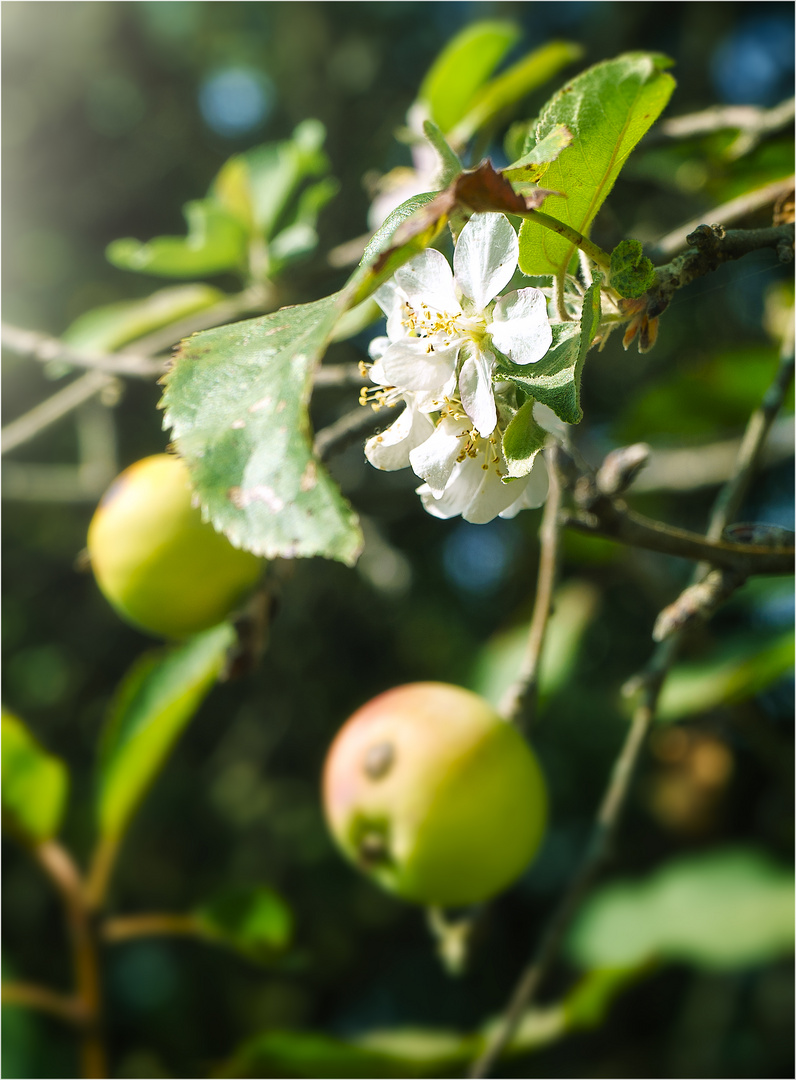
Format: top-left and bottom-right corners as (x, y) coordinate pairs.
(2, 3), (794, 1078)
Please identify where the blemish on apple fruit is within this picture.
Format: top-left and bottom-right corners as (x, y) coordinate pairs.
(363, 741), (394, 780)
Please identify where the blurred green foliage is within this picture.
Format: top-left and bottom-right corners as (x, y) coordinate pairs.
(2, 3), (793, 1079)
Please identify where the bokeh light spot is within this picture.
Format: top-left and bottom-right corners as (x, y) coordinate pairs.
(198, 66), (274, 137)
(712, 15), (795, 105)
(442, 521), (518, 595)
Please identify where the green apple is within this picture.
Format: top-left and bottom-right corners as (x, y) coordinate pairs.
(322, 682), (547, 907)
(88, 454), (263, 639)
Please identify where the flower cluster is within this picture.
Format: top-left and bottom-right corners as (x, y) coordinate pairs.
(362, 212), (554, 523)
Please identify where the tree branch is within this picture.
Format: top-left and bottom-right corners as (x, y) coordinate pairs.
(2, 981), (86, 1024)
(2, 310), (364, 457)
(101, 913), (202, 943)
(658, 98), (795, 142)
(560, 491), (794, 575)
(630, 415), (793, 493)
(1, 370), (119, 456)
(314, 402), (401, 462)
(32, 841), (107, 1078)
(469, 324), (795, 1079)
(468, 633), (680, 1080)
(647, 222), (794, 320)
(704, 339), (795, 541)
(313, 363), (368, 388)
(499, 444), (564, 730)
(1, 322), (164, 378)
(650, 177), (795, 260)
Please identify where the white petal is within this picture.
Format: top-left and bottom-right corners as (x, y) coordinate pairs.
(489, 288), (552, 365)
(453, 213), (519, 312)
(372, 279), (408, 341)
(461, 471), (526, 524)
(381, 337), (459, 394)
(417, 482), (460, 520)
(424, 457), (515, 524)
(458, 346), (497, 437)
(395, 249), (461, 314)
(365, 401), (434, 471)
(409, 414), (468, 496)
(499, 457), (549, 517)
(416, 459), (478, 520)
(368, 337), (390, 362)
(414, 382), (456, 411)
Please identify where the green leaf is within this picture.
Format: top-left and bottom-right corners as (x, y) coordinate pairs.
(161, 293), (363, 565)
(502, 124), (574, 186)
(97, 623), (234, 840)
(568, 848), (795, 970)
(519, 53), (676, 276)
(356, 1029), (476, 1071)
(418, 21), (520, 134)
(107, 201), (248, 279)
(421, 120), (463, 187)
(498, 275), (601, 424)
(656, 628), (794, 722)
(270, 177), (341, 269)
(196, 885), (293, 962)
(609, 239), (656, 298)
(563, 967), (646, 1031)
(349, 191), (444, 308)
(213, 120), (330, 241)
(502, 399), (549, 478)
(450, 41), (584, 146)
(217, 1030), (427, 1080)
(220, 981), (623, 1080)
(2, 710), (68, 842)
(61, 284), (224, 353)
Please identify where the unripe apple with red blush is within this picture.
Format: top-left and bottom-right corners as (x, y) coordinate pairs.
(322, 683), (547, 907)
(88, 454), (263, 639)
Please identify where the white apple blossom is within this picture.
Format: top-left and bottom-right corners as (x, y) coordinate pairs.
(371, 212), (552, 437)
(361, 377), (435, 473)
(413, 398), (550, 525)
(361, 212), (556, 524)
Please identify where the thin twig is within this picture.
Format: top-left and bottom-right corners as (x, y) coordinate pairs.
(469, 634), (679, 1080)
(648, 222), (794, 319)
(1, 286), (271, 377)
(469, 331), (795, 1079)
(631, 415), (793, 493)
(2, 463), (113, 502)
(560, 497), (794, 575)
(650, 178), (795, 260)
(1, 981), (87, 1024)
(85, 835), (121, 914)
(499, 444), (564, 730)
(101, 913), (202, 943)
(313, 363), (368, 388)
(33, 841), (107, 1079)
(1, 322), (163, 378)
(705, 339), (795, 541)
(3, 400), (119, 501)
(658, 98), (794, 144)
(2, 370), (119, 456)
(314, 403), (402, 462)
(2, 294), (358, 458)
(127, 283), (272, 357)
(652, 568), (746, 642)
